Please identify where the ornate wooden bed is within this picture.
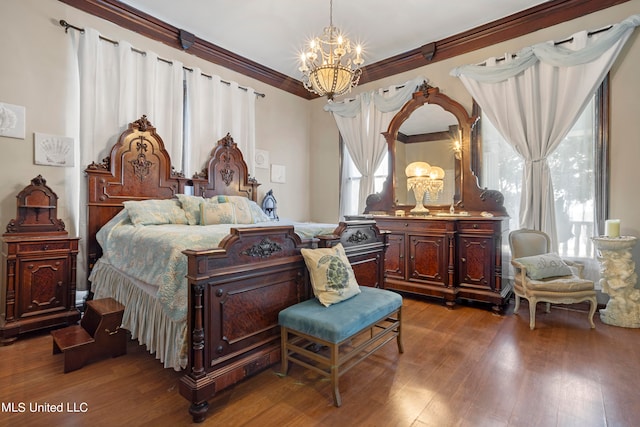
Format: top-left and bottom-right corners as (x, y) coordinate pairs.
(85, 116), (388, 422)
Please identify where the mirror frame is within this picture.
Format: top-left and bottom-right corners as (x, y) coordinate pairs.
(365, 83), (508, 216)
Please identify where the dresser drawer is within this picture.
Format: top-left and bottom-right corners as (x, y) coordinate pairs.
(457, 221), (499, 233)
(376, 218), (452, 234)
(18, 240), (72, 253)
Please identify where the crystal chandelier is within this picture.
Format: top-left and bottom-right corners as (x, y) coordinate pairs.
(299, 0), (364, 100)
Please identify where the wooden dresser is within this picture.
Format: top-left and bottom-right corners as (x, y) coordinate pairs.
(374, 215), (511, 312)
(1, 175), (80, 344)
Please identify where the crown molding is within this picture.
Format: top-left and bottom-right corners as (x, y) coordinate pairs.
(59, 0), (631, 99)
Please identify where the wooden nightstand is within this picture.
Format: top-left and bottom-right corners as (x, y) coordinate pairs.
(1, 175), (81, 344)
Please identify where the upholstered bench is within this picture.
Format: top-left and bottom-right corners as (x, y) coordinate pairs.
(279, 286), (403, 407)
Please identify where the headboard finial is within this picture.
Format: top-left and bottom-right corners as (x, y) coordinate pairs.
(133, 115), (153, 131)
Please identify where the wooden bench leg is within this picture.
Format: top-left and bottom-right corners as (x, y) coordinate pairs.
(397, 308), (404, 354)
(280, 326), (289, 376)
(330, 342), (341, 407)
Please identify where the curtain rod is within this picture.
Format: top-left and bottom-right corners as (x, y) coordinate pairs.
(492, 25), (613, 63)
(59, 20), (266, 98)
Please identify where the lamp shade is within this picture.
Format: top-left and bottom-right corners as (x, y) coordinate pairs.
(308, 64), (354, 99)
(429, 166), (445, 180)
(405, 161), (431, 178)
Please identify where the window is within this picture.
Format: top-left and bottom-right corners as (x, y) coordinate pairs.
(340, 141), (388, 217)
(479, 80), (608, 279)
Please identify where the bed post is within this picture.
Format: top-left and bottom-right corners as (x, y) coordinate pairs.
(179, 253), (214, 423)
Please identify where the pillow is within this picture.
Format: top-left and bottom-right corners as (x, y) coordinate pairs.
(301, 243), (361, 307)
(514, 253), (573, 280)
(246, 199), (272, 223)
(200, 199), (237, 225)
(201, 195), (271, 224)
(175, 194), (204, 225)
(123, 199), (188, 226)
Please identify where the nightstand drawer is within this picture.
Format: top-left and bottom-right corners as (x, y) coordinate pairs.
(18, 241), (72, 253)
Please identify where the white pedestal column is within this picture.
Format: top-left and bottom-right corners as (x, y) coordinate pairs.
(592, 236), (640, 328)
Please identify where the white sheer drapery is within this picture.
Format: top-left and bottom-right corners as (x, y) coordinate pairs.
(65, 28), (185, 287)
(326, 76), (425, 215)
(64, 27), (258, 288)
(451, 14), (639, 250)
(184, 69), (256, 178)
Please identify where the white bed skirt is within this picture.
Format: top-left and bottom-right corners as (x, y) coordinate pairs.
(90, 259), (187, 371)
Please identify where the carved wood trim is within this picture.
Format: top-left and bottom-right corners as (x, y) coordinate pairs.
(58, 0), (630, 99)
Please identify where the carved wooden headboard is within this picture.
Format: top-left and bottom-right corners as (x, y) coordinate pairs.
(85, 115), (259, 273)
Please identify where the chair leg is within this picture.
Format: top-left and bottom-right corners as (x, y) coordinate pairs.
(280, 326), (289, 376)
(544, 302), (551, 313)
(587, 297), (597, 329)
(514, 295), (521, 314)
(529, 298), (537, 330)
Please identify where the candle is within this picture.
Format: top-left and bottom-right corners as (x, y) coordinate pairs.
(605, 219), (621, 238)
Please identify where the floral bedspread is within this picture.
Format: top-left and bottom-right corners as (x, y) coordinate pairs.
(92, 211), (336, 323)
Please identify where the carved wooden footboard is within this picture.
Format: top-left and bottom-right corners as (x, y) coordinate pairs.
(180, 221), (387, 423)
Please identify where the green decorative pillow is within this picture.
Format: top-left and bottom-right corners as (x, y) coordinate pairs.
(123, 199), (188, 226)
(301, 243), (361, 307)
(514, 253), (573, 280)
(176, 194), (203, 225)
(200, 199), (237, 225)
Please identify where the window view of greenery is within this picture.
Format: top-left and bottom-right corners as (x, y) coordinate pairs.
(480, 97), (597, 259)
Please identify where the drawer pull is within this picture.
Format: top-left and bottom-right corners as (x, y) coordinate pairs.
(461, 258), (466, 263)
(105, 326), (121, 336)
(473, 224), (479, 229)
(43, 245), (49, 250)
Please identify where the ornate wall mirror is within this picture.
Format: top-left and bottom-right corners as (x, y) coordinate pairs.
(394, 103), (460, 207)
(365, 83), (507, 216)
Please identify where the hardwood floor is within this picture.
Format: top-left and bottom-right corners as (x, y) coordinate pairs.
(1, 296), (638, 426)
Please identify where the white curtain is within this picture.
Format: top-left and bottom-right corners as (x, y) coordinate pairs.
(184, 69), (256, 179)
(326, 76), (425, 215)
(451, 14), (639, 251)
(65, 28), (184, 289)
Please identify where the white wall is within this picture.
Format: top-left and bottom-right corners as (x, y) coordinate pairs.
(310, 1), (640, 270)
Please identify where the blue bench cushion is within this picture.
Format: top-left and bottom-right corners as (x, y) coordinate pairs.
(279, 287), (402, 343)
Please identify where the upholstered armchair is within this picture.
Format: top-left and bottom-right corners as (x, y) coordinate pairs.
(508, 229), (597, 330)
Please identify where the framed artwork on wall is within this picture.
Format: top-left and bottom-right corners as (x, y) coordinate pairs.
(0, 102), (26, 140)
(255, 149), (269, 169)
(34, 133), (75, 167)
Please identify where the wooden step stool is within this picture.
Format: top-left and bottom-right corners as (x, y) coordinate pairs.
(51, 298), (127, 373)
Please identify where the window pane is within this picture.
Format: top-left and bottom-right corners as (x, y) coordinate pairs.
(341, 147), (388, 216)
(549, 98), (595, 258)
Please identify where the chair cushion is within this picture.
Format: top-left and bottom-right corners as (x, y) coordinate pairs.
(301, 243), (361, 307)
(278, 286), (402, 343)
(523, 276), (594, 292)
(514, 253), (573, 280)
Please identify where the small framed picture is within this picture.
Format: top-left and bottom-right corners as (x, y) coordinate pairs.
(255, 149), (269, 169)
(271, 164), (286, 183)
(34, 132), (75, 167)
(0, 102), (26, 139)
